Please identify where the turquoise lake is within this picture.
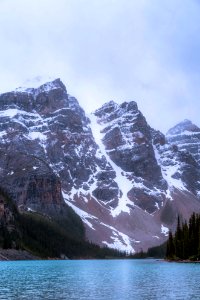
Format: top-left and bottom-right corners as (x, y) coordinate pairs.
(0, 259), (199, 299)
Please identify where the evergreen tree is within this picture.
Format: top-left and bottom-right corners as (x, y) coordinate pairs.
(166, 231), (175, 259)
(182, 221), (189, 259)
(174, 215), (182, 258)
(166, 212), (200, 261)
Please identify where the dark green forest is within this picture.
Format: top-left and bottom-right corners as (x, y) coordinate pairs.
(0, 189), (126, 259)
(131, 213), (200, 260)
(166, 213), (200, 261)
(1, 185), (200, 261)
(130, 242), (167, 259)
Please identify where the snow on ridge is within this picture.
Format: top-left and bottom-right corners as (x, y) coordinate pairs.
(28, 131), (46, 141)
(13, 76), (65, 99)
(15, 76), (58, 91)
(101, 222), (137, 253)
(0, 108), (43, 120)
(63, 191), (97, 230)
(0, 131), (7, 138)
(0, 108), (33, 118)
(167, 130), (200, 137)
(153, 144), (186, 199)
(64, 182), (136, 253)
(161, 224), (169, 236)
(152, 235), (160, 239)
(89, 113), (135, 217)
(100, 112), (139, 133)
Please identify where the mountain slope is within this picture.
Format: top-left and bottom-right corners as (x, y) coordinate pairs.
(167, 119), (200, 164)
(0, 188), (125, 259)
(0, 78), (200, 252)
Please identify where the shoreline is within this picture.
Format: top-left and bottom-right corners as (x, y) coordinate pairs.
(165, 259), (200, 263)
(0, 249), (39, 261)
(1, 251), (199, 263)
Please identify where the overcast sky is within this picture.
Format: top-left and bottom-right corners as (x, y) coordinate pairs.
(0, 0), (200, 132)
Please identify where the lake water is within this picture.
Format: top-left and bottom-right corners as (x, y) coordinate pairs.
(0, 259), (199, 299)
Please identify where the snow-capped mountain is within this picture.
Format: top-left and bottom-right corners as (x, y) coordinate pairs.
(0, 79), (200, 252)
(167, 119), (200, 163)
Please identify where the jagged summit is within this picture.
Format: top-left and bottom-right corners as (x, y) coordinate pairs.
(94, 100), (138, 115)
(15, 78), (66, 94)
(15, 76), (62, 89)
(166, 119), (200, 163)
(0, 78), (76, 115)
(167, 119), (200, 136)
(0, 78), (200, 252)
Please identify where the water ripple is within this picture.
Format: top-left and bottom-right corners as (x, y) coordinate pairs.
(0, 259), (199, 299)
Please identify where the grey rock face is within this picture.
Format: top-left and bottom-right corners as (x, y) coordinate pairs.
(95, 101), (163, 184)
(167, 119), (200, 163)
(165, 119), (200, 198)
(0, 192), (16, 231)
(0, 79), (119, 215)
(0, 79), (199, 253)
(93, 101), (168, 213)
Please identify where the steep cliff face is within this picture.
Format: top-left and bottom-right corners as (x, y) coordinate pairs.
(165, 119), (200, 197)
(94, 101), (164, 183)
(0, 79), (200, 253)
(0, 189), (20, 250)
(90, 101), (167, 215)
(0, 192), (16, 231)
(0, 79), (124, 247)
(167, 119), (200, 163)
(0, 79), (105, 217)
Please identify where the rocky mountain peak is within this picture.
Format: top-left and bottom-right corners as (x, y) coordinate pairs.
(120, 100), (138, 112)
(167, 119), (200, 136)
(0, 78), (69, 115)
(0, 78), (200, 253)
(92, 99), (166, 199)
(15, 78), (66, 93)
(151, 128), (166, 146)
(167, 120), (200, 164)
(35, 78), (66, 93)
(31, 78), (68, 115)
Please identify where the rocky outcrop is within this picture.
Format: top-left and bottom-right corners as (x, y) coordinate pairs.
(95, 101), (163, 184)
(165, 119), (200, 197)
(0, 189), (20, 250)
(0, 192), (16, 231)
(0, 79), (200, 253)
(92, 101), (167, 215)
(167, 119), (200, 163)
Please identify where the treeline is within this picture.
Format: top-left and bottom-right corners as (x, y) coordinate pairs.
(0, 189), (127, 259)
(130, 242), (167, 259)
(131, 212), (200, 260)
(19, 212), (126, 259)
(166, 213), (200, 261)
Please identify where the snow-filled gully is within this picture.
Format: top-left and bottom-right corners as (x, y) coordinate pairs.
(89, 113), (135, 217)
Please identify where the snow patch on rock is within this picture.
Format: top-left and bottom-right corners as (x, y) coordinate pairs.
(153, 144), (186, 199)
(89, 113), (134, 217)
(161, 224), (169, 236)
(63, 191), (96, 230)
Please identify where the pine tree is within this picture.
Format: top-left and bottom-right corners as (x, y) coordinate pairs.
(166, 231), (175, 259)
(182, 221), (189, 259)
(166, 213), (200, 261)
(189, 212), (196, 257)
(174, 215), (182, 258)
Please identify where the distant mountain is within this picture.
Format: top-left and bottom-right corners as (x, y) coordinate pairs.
(167, 119), (200, 163)
(0, 78), (199, 253)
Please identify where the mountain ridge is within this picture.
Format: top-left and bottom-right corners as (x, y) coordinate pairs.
(0, 78), (200, 253)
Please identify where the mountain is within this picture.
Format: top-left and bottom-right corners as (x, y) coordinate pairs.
(0, 188), (124, 259)
(0, 78), (200, 253)
(167, 119), (200, 163)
